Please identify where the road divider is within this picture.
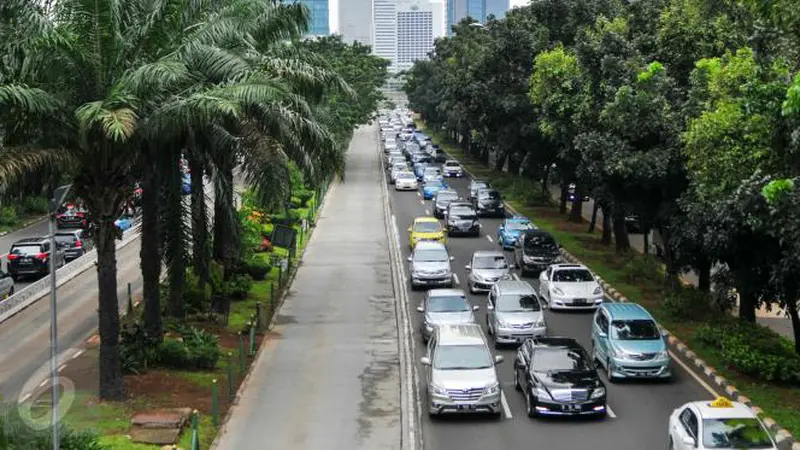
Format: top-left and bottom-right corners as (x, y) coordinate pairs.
(0, 217), (142, 324)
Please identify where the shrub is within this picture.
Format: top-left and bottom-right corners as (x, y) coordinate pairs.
(155, 339), (192, 369)
(663, 288), (718, 321)
(297, 190), (314, 207)
(223, 273), (253, 300)
(183, 327), (221, 370)
(119, 322), (159, 374)
(0, 205), (19, 225)
(210, 261), (225, 293)
(0, 406), (107, 449)
(694, 321), (800, 384)
(243, 257), (271, 280)
(289, 196), (303, 208)
(622, 255), (662, 285)
(22, 196), (49, 215)
(184, 271), (212, 313)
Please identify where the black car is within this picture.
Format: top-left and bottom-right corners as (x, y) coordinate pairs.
(433, 189), (460, 218)
(473, 188), (505, 217)
(411, 153), (432, 168)
(55, 229), (92, 261)
(514, 230), (560, 276)
(445, 203), (480, 236)
(468, 180), (490, 202)
(514, 337), (607, 418)
(624, 214), (643, 234)
(6, 237), (67, 280)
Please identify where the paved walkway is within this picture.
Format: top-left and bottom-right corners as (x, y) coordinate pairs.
(215, 126), (401, 450)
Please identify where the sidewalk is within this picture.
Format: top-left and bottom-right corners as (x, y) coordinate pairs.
(215, 126), (401, 450)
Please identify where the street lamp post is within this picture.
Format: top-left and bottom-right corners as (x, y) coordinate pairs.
(48, 184), (71, 450)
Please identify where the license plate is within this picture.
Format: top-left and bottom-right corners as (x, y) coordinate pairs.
(458, 405), (476, 410)
(573, 298), (587, 305)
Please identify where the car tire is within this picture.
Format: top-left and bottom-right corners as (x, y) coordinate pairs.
(525, 391), (536, 418)
(469, 282), (476, 294)
(514, 367), (522, 391)
(8, 286), (14, 296)
(606, 358), (618, 383)
(10, 274), (18, 282)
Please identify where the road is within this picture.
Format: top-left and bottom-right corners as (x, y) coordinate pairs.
(389, 155), (716, 449)
(216, 126), (401, 450)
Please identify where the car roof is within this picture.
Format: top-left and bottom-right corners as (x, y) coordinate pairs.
(13, 237), (47, 245)
(506, 216), (530, 223)
(428, 288), (466, 297)
(414, 216), (439, 223)
(414, 241), (447, 251)
(551, 263), (587, 271)
(495, 280), (536, 294)
(473, 250), (504, 258)
(436, 189), (457, 195)
(444, 160), (459, 164)
(436, 324), (486, 346)
(530, 336), (582, 349)
(601, 303), (653, 321)
(689, 399), (758, 420)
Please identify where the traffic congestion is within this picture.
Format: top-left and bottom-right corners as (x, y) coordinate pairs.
(378, 108), (780, 450)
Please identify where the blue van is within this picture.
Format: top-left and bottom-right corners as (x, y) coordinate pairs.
(591, 303), (671, 381)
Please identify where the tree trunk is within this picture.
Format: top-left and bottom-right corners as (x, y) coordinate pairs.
(559, 183), (568, 214)
(660, 227), (680, 291)
(96, 218), (124, 400)
(540, 165), (550, 203)
(788, 303), (800, 355)
(569, 193), (583, 223)
(697, 257), (711, 292)
(165, 160), (186, 319)
(600, 201), (612, 245)
(738, 290), (757, 322)
(213, 163), (238, 275)
(612, 206), (630, 253)
(507, 153), (522, 176)
(189, 153), (209, 286)
(588, 202), (598, 233)
(643, 228), (650, 255)
(140, 168), (163, 341)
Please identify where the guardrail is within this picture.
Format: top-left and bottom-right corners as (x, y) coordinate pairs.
(0, 217), (143, 324)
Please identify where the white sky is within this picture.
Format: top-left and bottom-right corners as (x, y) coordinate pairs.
(330, 0), (339, 33)
(509, 0), (528, 7)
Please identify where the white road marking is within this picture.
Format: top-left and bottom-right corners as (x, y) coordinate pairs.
(19, 392), (32, 404)
(71, 349), (85, 360)
(419, 200), (425, 205)
(416, 192), (421, 197)
(452, 274), (459, 285)
(669, 350), (720, 398)
(38, 379), (48, 388)
(607, 404), (617, 418)
(58, 364), (67, 372)
(425, 209), (430, 215)
(501, 391), (513, 419)
(512, 273), (520, 280)
(486, 235), (494, 243)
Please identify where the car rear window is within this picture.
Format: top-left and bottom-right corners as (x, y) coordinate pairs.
(11, 245), (43, 255)
(55, 234), (76, 244)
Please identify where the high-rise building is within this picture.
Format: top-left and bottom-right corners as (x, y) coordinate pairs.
(446, 0), (486, 35)
(292, 0), (330, 36)
(485, 0), (510, 19)
(395, 0), (445, 71)
(372, 0), (397, 64)
(339, 0), (373, 44)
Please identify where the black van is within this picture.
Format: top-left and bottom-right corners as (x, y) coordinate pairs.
(513, 230), (561, 276)
(6, 237), (66, 280)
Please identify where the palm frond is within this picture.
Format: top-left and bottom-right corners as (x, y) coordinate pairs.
(260, 58), (356, 101)
(0, 84), (64, 115)
(0, 146), (75, 188)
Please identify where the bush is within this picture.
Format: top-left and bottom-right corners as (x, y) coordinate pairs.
(663, 288), (719, 321)
(184, 271), (212, 313)
(183, 327), (221, 370)
(297, 190), (314, 207)
(289, 196), (303, 208)
(622, 255), (662, 285)
(155, 339), (192, 369)
(0, 406), (107, 449)
(694, 321), (800, 384)
(219, 273), (253, 300)
(22, 196), (49, 214)
(242, 256), (272, 280)
(0, 205), (19, 225)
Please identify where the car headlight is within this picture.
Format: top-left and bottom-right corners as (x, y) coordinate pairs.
(496, 319), (510, 328)
(472, 273), (484, 282)
(590, 387), (606, 399)
(535, 320), (546, 328)
(534, 387), (551, 399)
(552, 287), (565, 296)
(657, 350), (670, 359)
(484, 382), (500, 395)
(431, 384), (448, 396)
(593, 286), (603, 295)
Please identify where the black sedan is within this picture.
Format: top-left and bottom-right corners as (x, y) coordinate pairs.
(514, 337), (607, 418)
(444, 203), (480, 237)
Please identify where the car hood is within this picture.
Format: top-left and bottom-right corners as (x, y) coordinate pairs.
(412, 261), (450, 272)
(535, 370), (600, 391)
(612, 338), (666, 355)
(495, 310), (543, 325)
(412, 231), (444, 240)
(551, 282), (600, 297)
(424, 185), (444, 192)
(432, 367), (497, 390)
(425, 311), (475, 325)
(472, 268), (509, 280)
(478, 198), (502, 206)
(502, 228), (524, 238)
(435, 200), (454, 209)
(524, 248), (560, 258)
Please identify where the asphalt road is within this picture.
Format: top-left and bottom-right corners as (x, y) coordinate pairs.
(386, 154), (715, 449)
(216, 126), (401, 450)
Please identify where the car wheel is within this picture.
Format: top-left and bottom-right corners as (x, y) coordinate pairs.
(606, 358), (618, 383)
(514, 367), (522, 391)
(591, 341), (600, 366)
(486, 317), (492, 334)
(10, 274), (18, 282)
(525, 391), (536, 418)
(9, 287), (14, 296)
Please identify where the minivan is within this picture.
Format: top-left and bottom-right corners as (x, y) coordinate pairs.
(591, 303), (671, 381)
(6, 237), (66, 280)
(486, 280), (547, 347)
(421, 324), (504, 417)
(513, 229), (560, 276)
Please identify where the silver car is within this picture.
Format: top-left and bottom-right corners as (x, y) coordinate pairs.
(487, 280), (548, 347)
(0, 270), (15, 299)
(408, 241), (454, 290)
(421, 323), (504, 417)
(417, 289), (478, 342)
(465, 251), (511, 293)
(390, 162), (410, 184)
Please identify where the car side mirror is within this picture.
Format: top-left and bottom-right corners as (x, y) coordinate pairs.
(661, 328), (669, 339)
(407, 256), (412, 262)
(540, 301), (548, 309)
(417, 304), (424, 313)
(494, 355), (504, 365)
(680, 436), (695, 447)
(487, 304), (494, 310)
(472, 305), (480, 311)
(420, 356), (432, 366)
(509, 263), (516, 269)
(597, 330), (607, 339)
(450, 256), (455, 261)
(465, 265), (471, 271)
(407, 227), (412, 233)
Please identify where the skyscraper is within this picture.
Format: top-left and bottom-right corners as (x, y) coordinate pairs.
(372, 0), (397, 64)
(485, 0), (510, 19)
(339, 0), (373, 44)
(446, 0), (486, 35)
(395, 0), (445, 71)
(293, 0), (330, 36)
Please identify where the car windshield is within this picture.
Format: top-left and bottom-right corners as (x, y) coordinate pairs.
(413, 249), (448, 262)
(552, 269), (594, 282)
(11, 245), (42, 255)
(398, 173), (415, 179)
(55, 234), (75, 244)
(610, 320), (661, 340)
(426, 181), (444, 188)
(496, 294), (541, 312)
(449, 207), (476, 219)
(479, 190), (500, 200)
(413, 221), (441, 233)
(428, 295), (469, 312)
(702, 419), (773, 449)
(506, 221), (531, 231)
(436, 192), (458, 202)
(474, 255), (508, 269)
(532, 347), (592, 372)
(524, 235), (557, 252)
(445, 162), (459, 167)
(434, 344), (494, 370)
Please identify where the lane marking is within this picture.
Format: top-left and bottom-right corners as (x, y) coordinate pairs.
(501, 391), (513, 419)
(512, 273), (520, 280)
(424, 209), (430, 215)
(669, 350), (720, 398)
(19, 392), (31, 403)
(38, 379), (48, 388)
(71, 349), (85, 360)
(419, 200), (424, 205)
(607, 404), (617, 418)
(452, 273), (459, 285)
(416, 192), (421, 197)
(486, 235), (494, 243)
(58, 364), (67, 372)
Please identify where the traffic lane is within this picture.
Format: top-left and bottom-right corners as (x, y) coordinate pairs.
(389, 168), (715, 450)
(0, 237), (142, 401)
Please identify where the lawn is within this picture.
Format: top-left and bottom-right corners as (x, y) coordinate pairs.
(418, 120), (800, 437)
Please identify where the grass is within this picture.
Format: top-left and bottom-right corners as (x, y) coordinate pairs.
(419, 120), (800, 438)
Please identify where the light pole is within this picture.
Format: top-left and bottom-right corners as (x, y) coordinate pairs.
(48, 184), (71, 450)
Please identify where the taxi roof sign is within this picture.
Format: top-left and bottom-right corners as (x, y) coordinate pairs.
(709, 397), (734, 408)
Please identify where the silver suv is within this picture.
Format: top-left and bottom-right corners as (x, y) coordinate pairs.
(408, 242), (454, 290)
(465, 250), (512, 293)
(421, 324), (504, 417)
(417, 289), (479, 342)
(487, 280), (547, 347)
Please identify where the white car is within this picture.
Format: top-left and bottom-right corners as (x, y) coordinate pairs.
(668, 397), (777, 450)
(0, 270), (15, 299)
(395, 172), (419, 191)
(442, 160), (464, 177)
(538, 263), (604, 310)
(386, 151), (403, 165)
(390, 163), (410, 184)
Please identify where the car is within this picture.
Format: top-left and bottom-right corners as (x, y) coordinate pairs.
(181, 173), (192, 195)
(421, 323), (504, 417)
(468, 180), (490, 202)
(395, 171), (419, 191)
(497, 216), (535, 250)
(465, 251), (512, 294)
(432, 189), (459, 218)
(408, 241), (454, 290)
(56, 203), (90, 230)
(386, 150), (403, 165)
(538, 263), (604, 310)
(384, 141), (397, 153)
(513, 229), (561, 275)
(6, 237), (66, 280)
(0, 270), (14, 299)
(486, 280), (547, 346)
(668, 397), (778, 450)
(473, 188), (505, 217)
(387, 156), (405, 171)
(592, 303), (671, 381)
(422, 166), (443, 181)
(55, 229), (91, 262)
(416, 289), (478, 342)
(422, 179), (448, 200)
(414, 162), (430, 181)
(408, 216), (446, 249)
(514, 337), (607, 418)
(390, 162), (410, 184)
(115, 215), (135, 231)
(442, 160), (464, 177)
(411, 153), (433, 168)
(444, 202), (480, 236)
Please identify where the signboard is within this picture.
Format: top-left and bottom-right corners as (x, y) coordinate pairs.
(271, 225), (297, 250)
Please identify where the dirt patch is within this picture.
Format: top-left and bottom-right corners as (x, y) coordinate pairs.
(126, 370), (222, 415)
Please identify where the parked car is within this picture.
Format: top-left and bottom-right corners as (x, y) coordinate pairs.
(473, 188), (505, 217)
(55, 229), (91, 262)
(6, 237), (66, 280)
(408, 241), (454, 290)
(0, 271), (14, 299)
(538, 263), (604, 310)
(465, 251), (512, 294)
(513, 230), (561, 276)
(416, 288), (478, 342)
(486, 280), (546, 346)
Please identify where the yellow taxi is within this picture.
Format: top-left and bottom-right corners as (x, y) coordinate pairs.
(408, 217), (446, 249)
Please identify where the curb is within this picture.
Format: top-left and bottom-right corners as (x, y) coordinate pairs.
(209, 180), (335, 450)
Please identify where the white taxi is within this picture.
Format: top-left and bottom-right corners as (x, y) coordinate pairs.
(668, 397), (777, 450)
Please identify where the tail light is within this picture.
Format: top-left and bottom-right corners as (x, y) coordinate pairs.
(6, 254), (18, 261)
(75, 239), (82, 248)
(36, 253), (48, 261)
